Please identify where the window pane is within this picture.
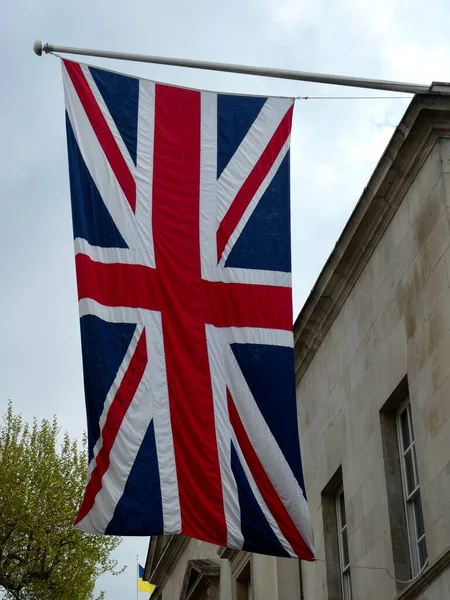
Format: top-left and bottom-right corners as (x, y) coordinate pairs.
(414, 497), (425, 538)
(339, 493), (347, 527)
(408, 410), (416, 443)
(342, 527), (350, 567)
(400, 408), (411, 450)
(418, 537), (428, 570)
(342, 572), (352, 600)
(404, 449), (417, 495)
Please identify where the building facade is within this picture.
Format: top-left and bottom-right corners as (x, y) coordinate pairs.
(144, 90), (450, 599)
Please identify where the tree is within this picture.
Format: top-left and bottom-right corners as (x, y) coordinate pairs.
(0, 402), (123, 600)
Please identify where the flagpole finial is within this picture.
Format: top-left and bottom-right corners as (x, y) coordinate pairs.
(33, 40), (44, 56)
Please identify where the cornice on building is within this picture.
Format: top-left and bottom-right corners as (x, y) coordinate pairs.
(294, 89), (450, 382)
(144, 534), (190, 596)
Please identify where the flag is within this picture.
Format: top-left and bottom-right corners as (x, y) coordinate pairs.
(138, 564), (155, 594)
(62, 59), (314, 559)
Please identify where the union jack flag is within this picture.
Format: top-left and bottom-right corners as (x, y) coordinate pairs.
(62, 59), (314, 559)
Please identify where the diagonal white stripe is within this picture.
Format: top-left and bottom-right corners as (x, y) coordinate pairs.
(201, 263), (291, 287)
(63, 63), (138, 249)
(79, 298), (158, 326)
(81, 64), (137, 176)
(225, 345), (314, 552)
(74, 238), (154, 267)
(82, 66), (155, 263)
(216, 97), (293, 223)
(200, 91), (219, 267)
(219, 136), (291, 266)
(76, 324), (153, 534)
(86, 321), (143, 478)
(146, 312), (181, 533)
(63, 62), (156, 262)
(134, 79), (155, 265)
(77, 300), (181, 534)
(207, 325), (293, 348)
(230, 429), (295, 556)
(206, 326), (244, 549)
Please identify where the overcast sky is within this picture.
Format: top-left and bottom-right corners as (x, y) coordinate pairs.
(1, 0), (450, 597)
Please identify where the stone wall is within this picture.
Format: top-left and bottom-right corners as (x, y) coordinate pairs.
(160, 539), (219, 599)
(298, 139), (450, 599)
(159, 542), (302, 600)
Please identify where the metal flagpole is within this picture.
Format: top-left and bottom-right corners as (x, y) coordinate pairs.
(33, 40), (429, 95)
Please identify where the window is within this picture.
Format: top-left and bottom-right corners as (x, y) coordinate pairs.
(322, 467), (351, 600)
(217, 548), (252, 600)
(336, 487), (352, 600)
(397, 401), (428, 575)
(236, 560), (252, 600)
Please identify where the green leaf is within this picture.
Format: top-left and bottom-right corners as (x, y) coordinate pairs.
(0, 402), (122, 600)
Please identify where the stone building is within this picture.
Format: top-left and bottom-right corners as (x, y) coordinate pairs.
(144, 89), (450, 599)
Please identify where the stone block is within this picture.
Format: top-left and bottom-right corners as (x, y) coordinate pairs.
(357, 291), (375, 344)
(420, 416), (450, 487)
(415, 175), (446, 249)
(409, 364), (429, 412)
(421, 208), (450, 274)
(416, 386), (446, 446)
(218, 560), (233, 600)
(427, 330), (450, 397)
(421, 254), (449, 319)
(276, 558), (301, 600)
(344, 315), (360, 365)
(347, 523), (365, 569)
(360, 501), (390, 555)
(346, 488), (363, 536)
(408, 142), (443, 219)
(370, 287), (403, 351)
(360, 467), (386, 520)
(401, 255), (427, 308)
(426, 287), (450, 357)
(353, 433), (383, 495)
(354, 254), (375, 301)
(388, 197), (413, 253)
(348, 369), (378, 454)
(372, 318), (407, 404)
(252, 555), (278, 599)
(350, 535), (396, 599)
(405, 295), (429, 376)
(443, 171), (450, 208)
(303, 572), (326, 600)
(440, 138), (450, 174)
(422, 472), (448, 561)
(348, 340), (370, 391)
(392, 223), (419, 286)
(372, 263), (396, 321)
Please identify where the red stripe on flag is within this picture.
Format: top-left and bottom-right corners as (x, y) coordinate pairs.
(75, 330), (148, 525)
(75, 254), (161, 309)
(75, 255), (292, 331)
(216, 105), (294, 262)
(64, 60), (137, 212)
(202, 280), (293, 330)
(152, 84), (227, 544)
(227, 389), (314, 560)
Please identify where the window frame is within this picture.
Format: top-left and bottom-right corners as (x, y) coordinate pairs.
(236, 558), (252, 600)
(396, 400), (428, 575)
(335, 486), (352, 600)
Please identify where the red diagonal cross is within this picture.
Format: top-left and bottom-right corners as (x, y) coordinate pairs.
(68, 68), (292, 546)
